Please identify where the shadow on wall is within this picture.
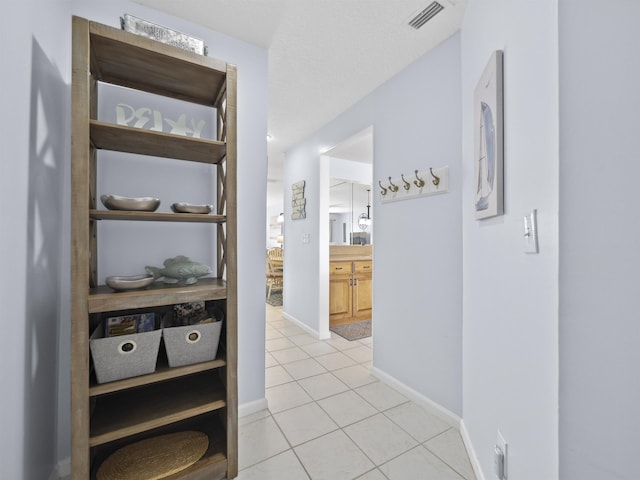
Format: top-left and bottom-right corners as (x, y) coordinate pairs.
(23, 38), (67, 480)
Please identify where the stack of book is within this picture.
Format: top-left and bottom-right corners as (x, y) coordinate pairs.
(105, 313), (155, 337)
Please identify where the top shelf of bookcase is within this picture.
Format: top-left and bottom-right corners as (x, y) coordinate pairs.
(86, 19), (230, 106)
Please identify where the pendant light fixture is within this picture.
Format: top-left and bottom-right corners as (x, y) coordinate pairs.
(358, 188), (372, 231)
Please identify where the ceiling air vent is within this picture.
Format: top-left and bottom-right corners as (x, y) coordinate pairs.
(408, 2), (445, 30)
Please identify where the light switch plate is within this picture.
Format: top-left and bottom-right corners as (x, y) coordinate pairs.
(496, 430), (508, 479)
(523, 209), (539, 254)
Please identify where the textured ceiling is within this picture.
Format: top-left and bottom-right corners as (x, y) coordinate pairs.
(135, 0), (467, 204)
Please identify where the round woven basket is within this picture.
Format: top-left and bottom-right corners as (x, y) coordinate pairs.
(96, 431), (209, 480)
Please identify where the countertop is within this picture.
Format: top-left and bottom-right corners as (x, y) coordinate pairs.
(330, 245), (372, 262)
(330, 255), (372, 262)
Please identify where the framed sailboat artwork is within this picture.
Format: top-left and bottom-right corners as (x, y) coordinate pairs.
(474, 50), (504, 220)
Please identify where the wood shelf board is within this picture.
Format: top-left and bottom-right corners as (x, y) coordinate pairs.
(90, 358), (227, 397)
(91, 121), (226, 164)
(90, 374), (226, 446)
(159, 415), (229, 480)
(163, 451), (227, 480)
(88, 20), (227, 106)
(91, 413), (228, 480)
(89, 278), (227, 313)
(90, 209), (226, 223)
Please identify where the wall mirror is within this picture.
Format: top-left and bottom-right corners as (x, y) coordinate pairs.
(329, 179), (372, 245)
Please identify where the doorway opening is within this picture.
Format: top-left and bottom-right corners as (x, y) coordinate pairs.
(322, 126), (374, 341)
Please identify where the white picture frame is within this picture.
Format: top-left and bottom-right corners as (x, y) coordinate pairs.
(474, 50), (504, 220)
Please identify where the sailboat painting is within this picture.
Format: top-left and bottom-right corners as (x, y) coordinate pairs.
(474, 50), (504, 220)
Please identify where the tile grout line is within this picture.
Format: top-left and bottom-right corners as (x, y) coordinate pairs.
(259, 306), (473, 479)
(266, 318), (386, 476)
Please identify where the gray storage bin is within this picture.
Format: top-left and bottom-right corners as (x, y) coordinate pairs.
(163, 320), (222, 368)
(90, 322), (162, 384)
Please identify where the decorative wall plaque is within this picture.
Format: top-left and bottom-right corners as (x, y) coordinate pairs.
(291, 180), (306, 220)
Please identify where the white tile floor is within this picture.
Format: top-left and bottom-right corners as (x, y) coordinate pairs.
(237, 304), (476, 480)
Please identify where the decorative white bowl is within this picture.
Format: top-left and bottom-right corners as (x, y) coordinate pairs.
(106, 274), (155, 291)
(101, 194), (161, 212)
(171, 203), (213, 214)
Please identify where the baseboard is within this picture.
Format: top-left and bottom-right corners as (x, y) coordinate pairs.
(239, 397), (268, 418)
(370, 367), (485, 477)
(282, 311), (330, 339)
(370, 366), (461, 428)
(460, 419), (486, 480)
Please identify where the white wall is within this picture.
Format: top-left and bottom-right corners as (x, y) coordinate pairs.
(283, 142), (328, 335)
(461, 1), (559, 479)
(559, 1), (640, 478)
(1, 1), (267, 476)
(1, 1), (71, 479)
(329, 156), (373, 184)
(284, 33), (463, 414)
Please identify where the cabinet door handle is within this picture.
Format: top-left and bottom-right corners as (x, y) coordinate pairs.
(335, 267), (343, 270)
(354, 278), (358, 286)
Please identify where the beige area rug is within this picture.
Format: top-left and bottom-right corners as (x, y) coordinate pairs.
(330, 320), (371, 341)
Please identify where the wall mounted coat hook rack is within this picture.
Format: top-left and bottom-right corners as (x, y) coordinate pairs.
(378, 166), (449, 204)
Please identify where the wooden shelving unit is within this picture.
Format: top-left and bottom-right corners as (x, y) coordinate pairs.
(71, 16), (237, 479)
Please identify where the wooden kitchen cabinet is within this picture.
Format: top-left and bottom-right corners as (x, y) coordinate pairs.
(329, 260), (372, 326)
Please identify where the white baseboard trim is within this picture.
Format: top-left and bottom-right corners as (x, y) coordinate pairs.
(282, 311), (328, 339)
(370, 367), (485, 478)
(370, 366), (461, 428)
(460, 419), (486, 480)
(239, 397), (269, 418)
(51, 457), (70, 480)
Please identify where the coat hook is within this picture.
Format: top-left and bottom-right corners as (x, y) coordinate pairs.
(401, 173), (411, 190)
(378, 180), (388, 196)
(388, 176), (399, 192)
(414, 170), (425, 188)
(430, 168), (440, 186)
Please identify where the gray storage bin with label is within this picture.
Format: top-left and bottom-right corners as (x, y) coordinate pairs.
(90, 322), (162, 384)
(163, 319), (222, 367)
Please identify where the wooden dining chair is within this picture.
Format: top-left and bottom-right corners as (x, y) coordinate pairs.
(266, 256), (283, 300)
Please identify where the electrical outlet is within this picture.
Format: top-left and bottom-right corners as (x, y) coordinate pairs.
(495, 430), (508, 479)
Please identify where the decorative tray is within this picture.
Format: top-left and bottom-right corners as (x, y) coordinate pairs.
(101, 194), (160, 212)
(171, 203), (213, 214)
(105, 274), (155, 291)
